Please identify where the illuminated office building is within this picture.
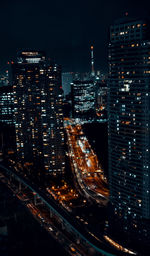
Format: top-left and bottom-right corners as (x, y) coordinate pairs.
(71, 80), (95, 122)
(0, 86), (14, 125)
(108, 18), (150, 238)
(12, 51), (65, 174)
(0, 85), (16, 158)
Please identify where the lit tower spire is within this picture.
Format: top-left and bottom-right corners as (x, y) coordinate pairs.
(90, 45), (95, 77)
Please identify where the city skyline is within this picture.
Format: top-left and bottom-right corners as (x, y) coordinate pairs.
(0, 4), (150, 256)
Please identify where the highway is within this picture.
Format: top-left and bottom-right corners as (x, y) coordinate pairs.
(64, 118), (109, 204)
(0, 163), (137, 256)
(0, 172), (82, 256)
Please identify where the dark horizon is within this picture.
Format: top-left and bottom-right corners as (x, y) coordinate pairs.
(0, 0), (150, 73)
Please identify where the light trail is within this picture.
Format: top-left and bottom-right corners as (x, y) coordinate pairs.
(64, 118), (109, 204)
(104, 236), (137, 255)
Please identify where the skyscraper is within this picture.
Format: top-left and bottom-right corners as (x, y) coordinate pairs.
(0, 85), (16, 158)
(12, 51), (65, 175)
(108, 18), (150, 241)
(0, 86), (14, 125)
(71, 80), (95, 122)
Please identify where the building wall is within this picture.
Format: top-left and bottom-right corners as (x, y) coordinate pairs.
(108, 19), (150, 223)
(12, 52), (65, 174)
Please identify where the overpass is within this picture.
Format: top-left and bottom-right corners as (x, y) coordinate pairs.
(0, 163), (136, 256)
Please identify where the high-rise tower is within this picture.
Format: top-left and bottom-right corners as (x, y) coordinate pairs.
(90, 45), (95, 77)
(108, 18), (150, 242)
(0, 86), (14, 125)
(12, 51), (65, 175)
(71, 80), (95, 122)
(0, 85), (16, 158)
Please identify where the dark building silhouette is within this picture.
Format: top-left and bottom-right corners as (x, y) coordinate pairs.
(95, 82), (107, 121)
(62, 72), (73, 96)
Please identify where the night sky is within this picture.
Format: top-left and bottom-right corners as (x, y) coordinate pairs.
(0, 0), (150, 72)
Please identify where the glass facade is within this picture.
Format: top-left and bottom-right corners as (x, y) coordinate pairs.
(71, 80), (95, 122)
